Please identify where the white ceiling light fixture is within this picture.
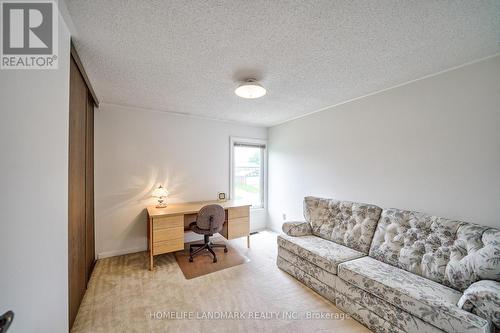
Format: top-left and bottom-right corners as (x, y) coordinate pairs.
(235, 79), (266, 99)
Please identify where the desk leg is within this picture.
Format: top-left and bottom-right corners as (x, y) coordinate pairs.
(148, 216), (154, 271)
(247, 235), (250, 248)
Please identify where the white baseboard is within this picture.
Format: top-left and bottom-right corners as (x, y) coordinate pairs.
(97, 246), (147, 259)
(266, 225), (282, 234)
(251, 226), (267, 233)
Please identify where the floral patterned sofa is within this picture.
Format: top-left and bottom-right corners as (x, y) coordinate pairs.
(277, 196), (500, 333)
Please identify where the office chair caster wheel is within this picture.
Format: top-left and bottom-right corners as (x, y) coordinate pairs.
(213, 258), (217, 263)
(224, 248), (228, 253)
(189, 257), (193, 262)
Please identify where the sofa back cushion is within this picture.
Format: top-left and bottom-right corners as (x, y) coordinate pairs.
(369, 208), (500, 291)
(303, 196), (382, 254)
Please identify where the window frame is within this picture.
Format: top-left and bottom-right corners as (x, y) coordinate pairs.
(229, 136), (267, 210)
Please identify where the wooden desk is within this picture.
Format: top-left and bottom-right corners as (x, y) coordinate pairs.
(146, 200), (251, 270)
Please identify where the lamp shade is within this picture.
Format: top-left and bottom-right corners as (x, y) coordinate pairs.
(152, 185), (168, 198)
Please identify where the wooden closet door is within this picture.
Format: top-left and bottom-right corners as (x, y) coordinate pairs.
(85, 95), (95, 283)
(68, 56), (88, 328)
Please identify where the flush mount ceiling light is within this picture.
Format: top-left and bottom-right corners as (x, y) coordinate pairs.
(234, 79), (266, 99)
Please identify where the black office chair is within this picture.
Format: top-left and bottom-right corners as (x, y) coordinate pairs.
(189, 204), (228, 263)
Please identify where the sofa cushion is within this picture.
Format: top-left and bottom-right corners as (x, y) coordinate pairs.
(278, 246), (338, 288)
(338, 256), (489, 333)
(447, 226), (500, 291)
(369, 208), (500, 291)
(277, 234), (365, 275)
(336, 278), (443, 333)
(303, 196), (382, 253)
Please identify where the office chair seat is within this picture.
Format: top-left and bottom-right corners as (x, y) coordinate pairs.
(189, 224), (217, 235)
(188, 204), (227, 263)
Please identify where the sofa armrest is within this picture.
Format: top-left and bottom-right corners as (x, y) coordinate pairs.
(458, 280), (500, 330)
(282, 221), (312, 236)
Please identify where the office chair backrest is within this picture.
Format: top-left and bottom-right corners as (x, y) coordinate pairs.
(196, 204), (225, 234)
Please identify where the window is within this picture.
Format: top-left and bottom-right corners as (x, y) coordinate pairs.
(230, 137), (267, 209)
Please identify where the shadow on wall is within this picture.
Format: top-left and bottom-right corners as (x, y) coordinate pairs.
(98, 166), (192, 220)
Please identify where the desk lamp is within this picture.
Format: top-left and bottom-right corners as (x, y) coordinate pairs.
(152, 185), (169, 208)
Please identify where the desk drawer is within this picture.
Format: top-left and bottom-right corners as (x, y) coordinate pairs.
(228, 206), (249, 219)
(153, 215), (183, 230)
(154, 226), (184, 243)
(153, 238), (184, 255)
(228, 217), (249, 239)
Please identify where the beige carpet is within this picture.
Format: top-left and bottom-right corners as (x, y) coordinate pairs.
(71, 231), (371, 333)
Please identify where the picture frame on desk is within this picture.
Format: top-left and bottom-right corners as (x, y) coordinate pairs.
(217, 192), (227, 202)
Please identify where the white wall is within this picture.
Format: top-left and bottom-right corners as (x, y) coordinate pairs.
(94, 104), (267, 258)
(0, 14), (71, 333)
(268, 55), (500, 231)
